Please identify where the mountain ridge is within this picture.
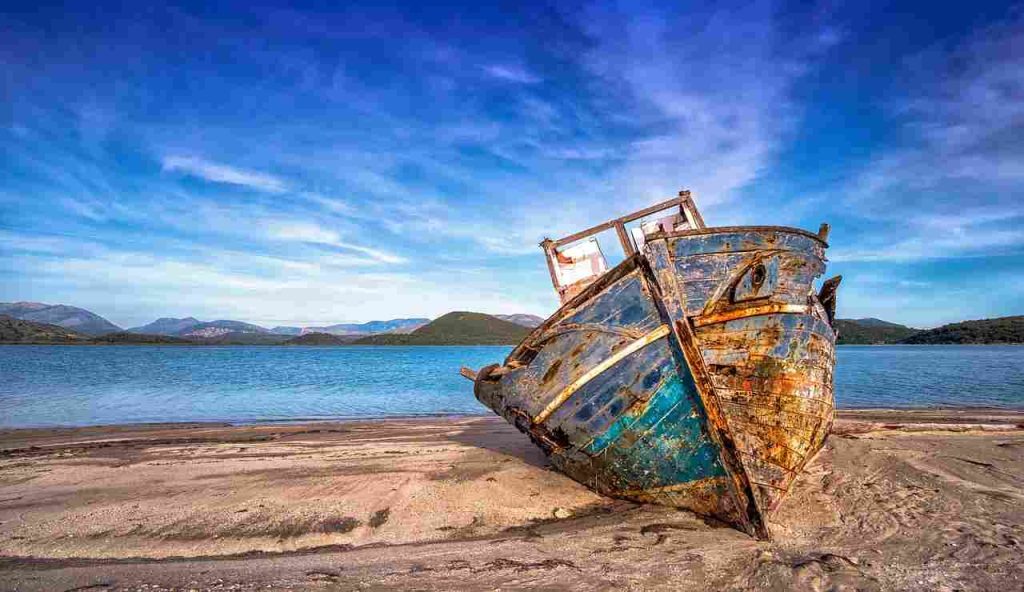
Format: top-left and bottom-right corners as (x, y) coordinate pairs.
(0, 315), (91, 343)
(354, 312), (531, 345)
(900, 316), (1024, 345)
(0, 302), (121, 336)
(835, 316), (1024, 345)
(2, 302), (539, 339)
(834, 318), (920, 345)
(4, 301), (1021, 346)
(494, 314), (545, 328)
(127, 317), (202, 335)
(182, 321), (270, 338)
(305, 318), (430, 336)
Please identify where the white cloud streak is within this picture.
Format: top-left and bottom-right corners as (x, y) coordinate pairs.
(854, 23), (1023, 195)
(483, 64), (542, 84)
(1, 232), (527, 327)
(573, 1), (827, 209)
(835, 11), (1024, 262)
(266, 222), (407, 264)
(162, 156), (289, 193)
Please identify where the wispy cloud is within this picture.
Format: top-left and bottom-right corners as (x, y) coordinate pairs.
(570, 0), (835, 209)
(1, 230), (523, 327)
(4, 1), (1023, 327)
(482, 64), (541, 84)
(162, 156), (289, 193)
(839, 10), (1024, 221)
(831, 228), (1024, 263)
(266, 222), (407, 264)
(839, 11), (1024, 258)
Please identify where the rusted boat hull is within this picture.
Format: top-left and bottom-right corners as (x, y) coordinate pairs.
(469, 214), (837, 539)
(650, 227), (836, 516)
(473, 256), (766, 536)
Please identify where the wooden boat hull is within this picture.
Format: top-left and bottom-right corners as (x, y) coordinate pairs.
(470, 225), (836, 539)
(652, 227), (836, 516)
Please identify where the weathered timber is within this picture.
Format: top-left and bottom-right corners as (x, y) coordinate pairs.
(465, 190), (838, 539)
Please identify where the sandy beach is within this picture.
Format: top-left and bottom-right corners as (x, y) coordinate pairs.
(1, 410), (1022, 591)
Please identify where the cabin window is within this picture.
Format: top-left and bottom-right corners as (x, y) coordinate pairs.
(541, 192), (706, 305)
(628, 213), (693, 251)
(550, 238), (609, 303)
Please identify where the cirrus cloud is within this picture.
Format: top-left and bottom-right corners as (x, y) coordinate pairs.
(162, 156), (289, 193)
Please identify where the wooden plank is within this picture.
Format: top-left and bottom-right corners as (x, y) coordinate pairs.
(615, 221), (636, 256)
(681, 191), (706, 229)
(551, 192), (695, 248)
(539, 239), (563, 298)
(617, 195), (686, 224)
(693, 304), (811, 327)
(552, 220), (616, 248)
(533, 325), (670, 424)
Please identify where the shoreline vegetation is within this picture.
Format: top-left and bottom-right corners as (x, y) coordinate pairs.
(834, 316), (1024, 345)
(2, 303), (1023, 346)
(1, 410), (1021, 590)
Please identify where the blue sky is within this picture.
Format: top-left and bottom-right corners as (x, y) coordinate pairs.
(2, 1), (1022, 329)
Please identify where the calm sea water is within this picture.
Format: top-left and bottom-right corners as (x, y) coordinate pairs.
(0, 345), (1021, 428)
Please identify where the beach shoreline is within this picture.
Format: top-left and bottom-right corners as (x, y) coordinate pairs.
(2, 406), (1022, 434)
(1, 410), (1022, 590)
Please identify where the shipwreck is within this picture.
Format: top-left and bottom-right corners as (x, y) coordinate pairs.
(461, 190), (840, 539)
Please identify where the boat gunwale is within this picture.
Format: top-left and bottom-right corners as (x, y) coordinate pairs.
(648, 224), (829, 248)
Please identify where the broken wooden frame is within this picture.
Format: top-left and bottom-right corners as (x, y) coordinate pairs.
(540, 190), (707, 304)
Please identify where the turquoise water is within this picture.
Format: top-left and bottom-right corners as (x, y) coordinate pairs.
(0, 345), (1021, 428)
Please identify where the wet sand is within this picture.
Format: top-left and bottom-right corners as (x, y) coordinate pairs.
(0, 410), (1022, 591)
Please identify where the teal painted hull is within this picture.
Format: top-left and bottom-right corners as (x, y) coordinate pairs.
(472, 225), (837, 539)
(473, 256), (762, 535)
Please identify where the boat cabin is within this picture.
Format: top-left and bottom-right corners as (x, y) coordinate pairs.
(541, 190), (706, 304)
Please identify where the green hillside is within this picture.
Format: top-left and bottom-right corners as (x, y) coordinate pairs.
(0, 302), (121, 335)
(285, 332), (352, 345)
(90, 332), (194, 344)
(900, 316), (1024, 344)
(354, 312), (531, 345)
(0, 315), (91, 343)
(835, 318), (919, 344)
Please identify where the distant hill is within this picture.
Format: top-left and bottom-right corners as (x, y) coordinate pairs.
(269, 326), (303, 336)
(900, 316), (1024, 345)
(181, 321), (269, 338)
(354, 312), (531, 345)
(849, 318), (905, 328)
(90, 332), (194, 344)
(284, 332), (351, 345)
(494, 314), (545, 328)
(0, 315), (91, 343)
(193, 331), (290, 345)
(835, 318), (920, 344)
(127, 317), (201, 335)
(312, 318), (430, 336)
(126, 318), (272, 338)
(0, 302), (121, 336)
